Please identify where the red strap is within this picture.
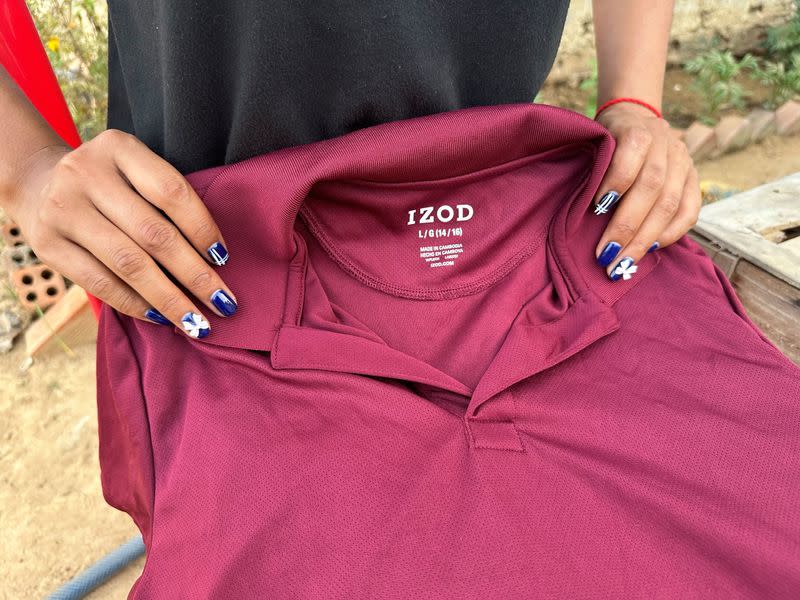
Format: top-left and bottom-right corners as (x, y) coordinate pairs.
(594, 97), (662, 120)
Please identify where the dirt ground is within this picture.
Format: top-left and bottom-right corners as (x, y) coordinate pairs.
(1, 340), (143, 599)
(695, 133), (800, 188)
(2, 126), (799, 599)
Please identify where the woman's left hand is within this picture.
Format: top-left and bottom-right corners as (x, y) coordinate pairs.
(591, 102), (702, 280)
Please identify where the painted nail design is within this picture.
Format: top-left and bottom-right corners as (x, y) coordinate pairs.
(594, 190), (621, 215)
(610, 257), (638, 281)
(181, 311), (211, 338)
(597, 241), (622, 267)
(144, 307), (171, 326)
(207, 241), (229, 266)
(648, 241), (660, 253)
(211, 289), (238, 317)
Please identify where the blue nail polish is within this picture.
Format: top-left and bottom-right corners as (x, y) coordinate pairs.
(207, 241), (229, 266)
(594, 190), (621, 215)
(211, 289), (238, 317)
(648, 241), (660, 253)
(597, 241), (622, 267)
(144, 307), (171, 326)
(609, 256), (638, 281)
(181, 311), (211, 338)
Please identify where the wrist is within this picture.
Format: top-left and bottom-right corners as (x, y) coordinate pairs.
(595, 97), (663, 121)
(597, 80), (664, 114)
(1, 143), (70, 215)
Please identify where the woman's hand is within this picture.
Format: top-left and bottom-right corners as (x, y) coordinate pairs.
(591, 102), (702, 280)
(3, 129), (237, 338)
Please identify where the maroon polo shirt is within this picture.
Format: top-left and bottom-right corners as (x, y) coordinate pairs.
(96, 103), (800, 598)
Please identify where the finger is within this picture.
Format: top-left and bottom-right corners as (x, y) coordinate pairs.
(596, 125), (669, 274)
(591, 125), (653, 215)
(102, 130), (230, 267)
(88, 174), (238, 319)
(66, 208), (213, 339)
(606, 140), (691, 277)
(36, 235), (162, 325)
(660, 165), (702, 246)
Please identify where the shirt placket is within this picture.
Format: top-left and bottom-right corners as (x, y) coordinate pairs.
(269, 228), (627, 454)
(464, 290), (620, 452)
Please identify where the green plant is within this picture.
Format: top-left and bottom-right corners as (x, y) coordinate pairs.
(684, 48), (758, 122)
(764, 0), (800, 63)
(27, 0), (109, 141)
(579, 57), (598, 118)
(754, 1), (800, 108)
(751, 53), (800, 108)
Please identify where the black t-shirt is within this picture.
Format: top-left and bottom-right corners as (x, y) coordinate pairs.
(106, 1), (570, 174)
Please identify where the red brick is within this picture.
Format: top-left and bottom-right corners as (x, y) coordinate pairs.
(1, 220), (26, 247)
(746, 109), (776, 142)
(714, 115), (752, 153)
(775, 100), (800, 136)
(12, 263), (67, 312)
(684, 121), (717, 161)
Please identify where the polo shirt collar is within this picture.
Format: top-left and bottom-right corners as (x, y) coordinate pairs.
(182, 102), (660, 410)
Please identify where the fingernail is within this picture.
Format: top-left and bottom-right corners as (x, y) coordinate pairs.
(207, 241), (229, 266)
(597, 241), (622, 267)
(144, 307), (171, 326)
(609, 256), (638, 282)
(181, 311), (211, 338)
(648, 241), (660, 253)
(594, 190), (621, 216)
(210, 288), (238, 317)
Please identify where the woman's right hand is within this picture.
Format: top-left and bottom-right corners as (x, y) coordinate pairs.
(3, 129), (237, 339)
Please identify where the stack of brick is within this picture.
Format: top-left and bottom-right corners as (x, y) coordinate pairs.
(0, 216), (69, 352)
(682, 99), (800, 162)
(1, 220), (68, 312)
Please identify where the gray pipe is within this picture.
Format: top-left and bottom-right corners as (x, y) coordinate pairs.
(45, 535), (145, 600)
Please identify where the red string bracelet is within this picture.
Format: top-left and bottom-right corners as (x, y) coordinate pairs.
(594, 97), (662, 120)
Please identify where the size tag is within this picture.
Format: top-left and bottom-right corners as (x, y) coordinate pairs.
(408, 204), (472, 268)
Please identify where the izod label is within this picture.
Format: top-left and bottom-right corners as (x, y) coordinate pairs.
(408, 204), (473, 268)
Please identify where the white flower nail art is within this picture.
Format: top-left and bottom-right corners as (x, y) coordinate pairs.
(181, 312), (210, 338)
(612, 258), (638, 281)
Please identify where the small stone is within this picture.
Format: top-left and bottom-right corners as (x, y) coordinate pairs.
(1, 243), (38, 273)
(684, 121), (717, 161)
(714, 116), (752, 153)
(775, 100), (800, 136)
(0, 298), (31, 353)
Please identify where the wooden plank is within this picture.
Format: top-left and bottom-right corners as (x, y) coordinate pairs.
(689, 231), (800, 365)
(780, 234), (800, 253)
(687, 233), (739, 278)
(24, 283), (97, 357)
(729, 260), (800, 365)
(694, 172), (800, 288)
